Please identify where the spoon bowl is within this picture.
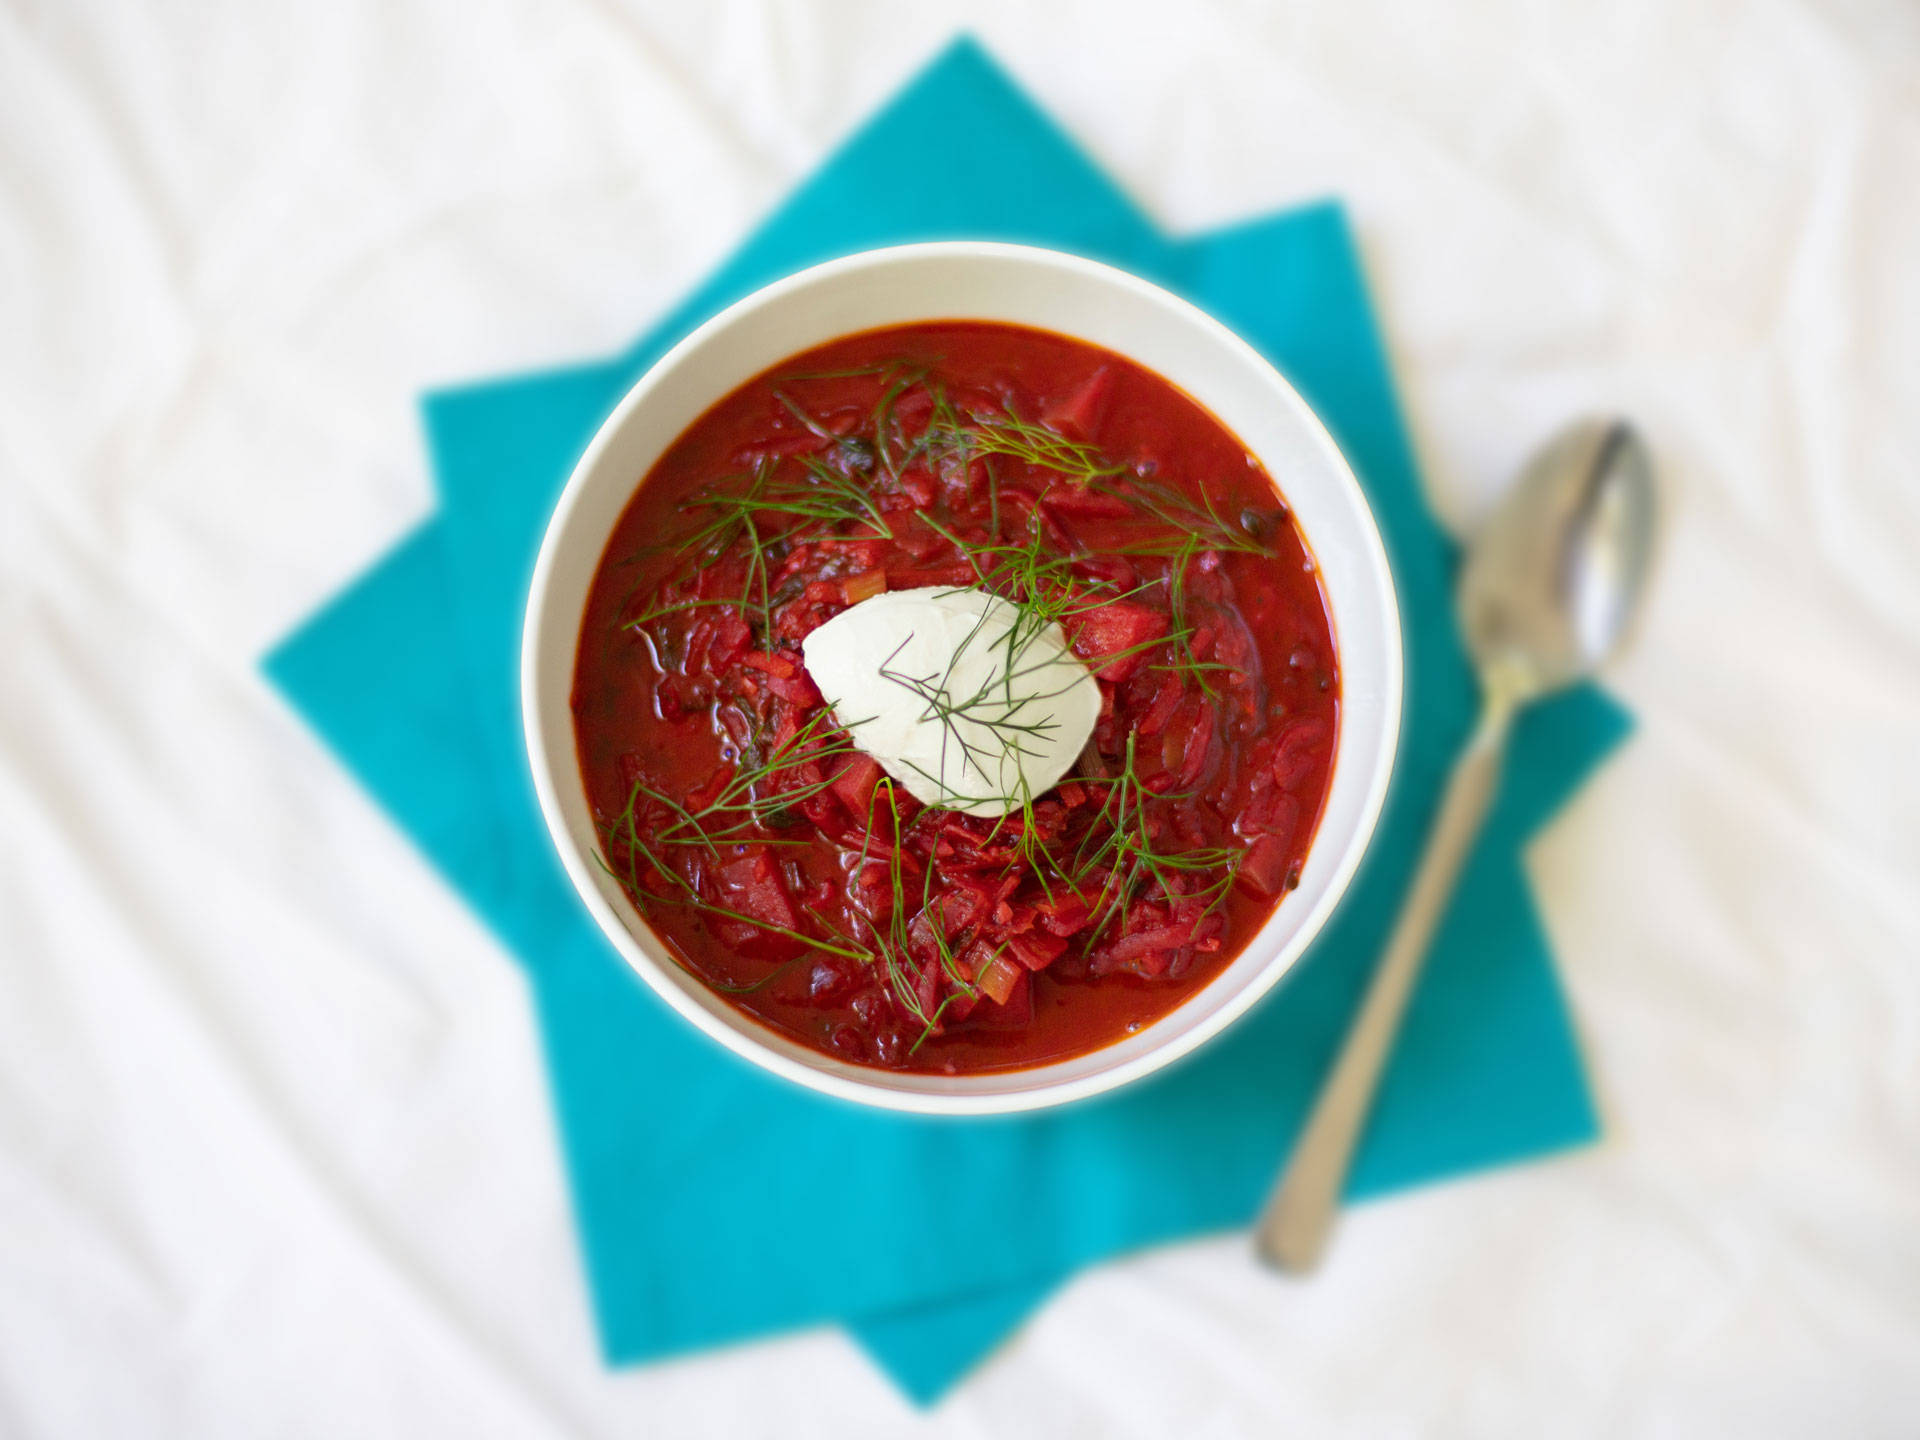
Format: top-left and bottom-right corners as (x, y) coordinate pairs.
(1460, 420), (1657, 705)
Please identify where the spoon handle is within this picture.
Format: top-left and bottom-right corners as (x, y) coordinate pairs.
(1254, 701), (1513, 1272)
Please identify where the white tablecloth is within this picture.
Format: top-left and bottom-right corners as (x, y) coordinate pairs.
(4, 2), (1918, 1434)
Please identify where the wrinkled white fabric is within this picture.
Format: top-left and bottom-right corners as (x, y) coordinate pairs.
(2, 2), (1917, 1435)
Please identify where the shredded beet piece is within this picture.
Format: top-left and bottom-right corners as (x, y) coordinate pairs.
(1067, 600), (1169, 682)
(710, 851), (802, 958)
(1039, 365), (1113, 438)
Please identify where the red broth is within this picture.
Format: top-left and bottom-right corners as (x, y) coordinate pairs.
(573, 322), (1338, 1073)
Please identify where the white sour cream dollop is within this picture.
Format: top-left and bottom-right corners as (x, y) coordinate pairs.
(800, 586), (1100, 818)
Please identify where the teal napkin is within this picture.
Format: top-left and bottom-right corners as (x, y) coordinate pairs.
(265, 38), (1628, 1404)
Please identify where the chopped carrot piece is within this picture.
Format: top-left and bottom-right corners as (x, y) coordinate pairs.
(841, 568), (888, 604)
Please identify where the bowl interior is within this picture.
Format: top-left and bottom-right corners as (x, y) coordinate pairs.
(524, 243), (1402, 1114)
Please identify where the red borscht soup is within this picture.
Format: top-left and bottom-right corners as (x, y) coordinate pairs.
(573, 323), (1338, 1073)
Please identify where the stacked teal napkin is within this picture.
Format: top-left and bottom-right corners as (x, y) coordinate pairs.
(265, 38), (1628, 1404)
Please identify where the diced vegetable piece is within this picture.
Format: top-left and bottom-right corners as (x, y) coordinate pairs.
(1238, 834), (1292, 897)
(738, 650), (799, 679)
(932, 878), (990, 934)
(1243, 784), (1299, 841)
(905, 912), (943, 968)
(1138, 673), (1185, 736)
(714, 852), (799, 928)
(847, 859), (894, 926)
(763, 670), (822, 706)
(800, 580), (844, 607)
(1177, 702), (1217, 786)
(710, 851), (803, 957)
(974, 951), (1025, 1006)
(1067, 600), (1169, 682)
(830, 753), (884, 821)
(708, 611), (753, 667)
(1039, 365), (1112, 437)
(841, 568), (888, 604)
(945, 992), (983, 1025)
(1007, 930), (1069, 971)
(1273, 716), (1332, 787)
(1102, 923), (1193, 964)
(1036, 894), (1093, 937)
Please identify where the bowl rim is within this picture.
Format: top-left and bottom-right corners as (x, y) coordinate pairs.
(522, 241), (1403, 1115)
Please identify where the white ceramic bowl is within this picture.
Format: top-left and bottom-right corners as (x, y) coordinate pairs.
(524, 242), (1402, 1115)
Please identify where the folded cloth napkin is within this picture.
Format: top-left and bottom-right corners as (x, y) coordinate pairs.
(266, 37), (1630, 1404)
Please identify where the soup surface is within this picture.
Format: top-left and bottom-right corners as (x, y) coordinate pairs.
(573, 322), (1338, 1073)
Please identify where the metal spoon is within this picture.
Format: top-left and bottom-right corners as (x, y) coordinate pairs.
(1254, 418), (1658, 1273)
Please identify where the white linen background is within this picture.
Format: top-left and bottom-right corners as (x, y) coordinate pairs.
(3, 0), (1917, 1434)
